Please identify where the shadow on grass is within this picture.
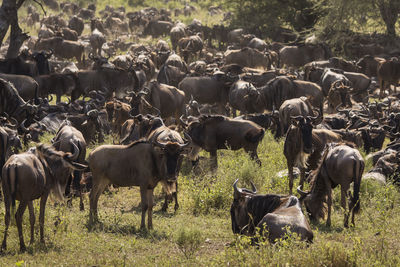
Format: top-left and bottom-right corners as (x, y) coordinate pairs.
(85, 219), (168, 240)
(312, 221), (344, 233)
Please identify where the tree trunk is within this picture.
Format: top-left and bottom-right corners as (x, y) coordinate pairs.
(377, 0), (400, 37)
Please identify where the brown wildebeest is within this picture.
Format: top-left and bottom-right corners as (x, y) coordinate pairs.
(284, 115), (342, 194)
(298, 143), (364, 227)
(230, 179), (313, 242)
(88, 132), (190, 229)
(1, 143), (87, 252)
(377, 58), (400, 98)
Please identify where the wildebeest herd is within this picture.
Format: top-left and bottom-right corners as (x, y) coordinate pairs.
(0, 2), (400, 253)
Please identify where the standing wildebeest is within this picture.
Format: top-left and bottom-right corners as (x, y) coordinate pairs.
(157, 64), (187, 88)
(0, 73), (39, 102)
(182, 115), (265, 167)
(88, 133), (190, 229)
(278, 97), (315, 138)
(178, 72), (237, 114)
(298, 143), (364, 227)
(261, 76), (324, 113)
(377, 58), (400, 98)
(284, 116), (342, 194)
(229, 80), (265, 116)
(89, 29), (106, 56)
(320, 68), (352, 96)
(35, 72), (79, 103)
(231, 179), (313, 242)
(170, 25), (186, 51)
(279, 43), (330, 68)
(1, 143), (87, 252)
(178, 35), (204, 63)
(225, 47), (270, 69)
(52, 124), (87, 211)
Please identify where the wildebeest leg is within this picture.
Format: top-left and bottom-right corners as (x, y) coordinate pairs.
(16, 200), (28, 252)
(247, 148), (261, 166)
(140, 186), (148, 229)
(174, 182), (179, 211)
(89, 178), (108, 223)
(147, 189), (154, 229)
(325, 179), (333, 227)
(73, 170), (84, 211)
(28, 201), (35, 245)
(1, 191), (11, 252)
(379, 79), (385, 99)
(341, 186), (350, 228)
(299, 167), (306, 189)
(287, 161), (294, 194)
(210, 151), (218, 170)
(39, 192), (49, 244)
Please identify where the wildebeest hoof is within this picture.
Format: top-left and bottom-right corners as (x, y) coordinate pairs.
(20, 245), (26, 252)
(174, 204), (179, 211)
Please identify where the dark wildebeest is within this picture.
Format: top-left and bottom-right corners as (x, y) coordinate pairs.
(88, 133), (190, 229)
(230, 179), (313, 242)
(284, 116), (342, 194)
(261, 76), (324, 113)
(298, 143), (364, 227)
(52, 124), (87, 211)
(0, 73), (39, 102)
(377, 58), (400, 98)
(0, 78), (38, 124)
(157, 64), (187, 88)
(178, 72), (237, 115)
(182, 115), (265, 168)
(356, 55), (385, 77)
(225, 47), (270, 69)
(229, 80), (265, 116)
(1, 143), (87, 252)
(320, 68), (352, 96)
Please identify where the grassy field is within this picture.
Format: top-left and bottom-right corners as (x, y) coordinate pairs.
(1, 131), (400, 266)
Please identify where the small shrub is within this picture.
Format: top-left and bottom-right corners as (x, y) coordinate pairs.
(175, 228), (203, 259)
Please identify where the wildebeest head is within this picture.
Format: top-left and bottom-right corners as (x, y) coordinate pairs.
(327, 81), (351, 113)
(32, 50), (52, 75)
(291, 115), (321, 154)
(152, 131), (191, 181)
(230, 179), (257, 234)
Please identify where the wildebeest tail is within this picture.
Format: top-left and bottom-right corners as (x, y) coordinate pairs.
(350, 159), (364, 214)
(245, 128), (265, 143)
(3, 164), (18, 208)
(34, 83), (39, 105)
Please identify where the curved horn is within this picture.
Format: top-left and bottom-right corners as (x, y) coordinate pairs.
(152, 106), (161, 117)
(233, 179), (243, 196)
(250, 181), (257, 193)
(20, 119), (29, 133)
(153, 131), (167, 149)
(68, 142), (80, 160)
(180, 132), (192, 148)
(297, 186), (309, 197)
(179, 115), (188, 128)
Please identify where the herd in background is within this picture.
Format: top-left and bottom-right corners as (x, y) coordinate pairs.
(0, 1), (400, 252)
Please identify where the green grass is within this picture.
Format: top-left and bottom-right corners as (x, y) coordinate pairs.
(1, 131), (400, 266)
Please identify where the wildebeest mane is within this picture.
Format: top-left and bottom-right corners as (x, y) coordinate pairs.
(125, 139), (149, 148)
(199, 114), (227, 123)
(246, 194), (283, 233)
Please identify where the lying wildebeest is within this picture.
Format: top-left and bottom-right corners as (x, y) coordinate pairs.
(231, 179), (313, 242)
(88, 132), (190, 229)
(181, 115), (265, 168)
(284, 115), (342, 194)
(1, 143), (87, 252)
(298, 143), (364, 227)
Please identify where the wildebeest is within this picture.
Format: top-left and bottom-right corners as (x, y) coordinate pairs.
(320, 68), (352, 96)
(0, 78), (38, 124)
(284, 116), (342, 194)
(261, 76), (324, 112)
(230, 179), (313, 242)
(88, 133), (190, 229)
(356, 55), (385, 77)
(229, 80), (265, 116)
(298, 143), (364, 227)
(279, 43), (330, 68)
(1, 143), (87, 252)
(0, 73), (39, 102)
(225, 47), (270, 69)
(35, 73), (78, 103)
(182, 115), (265, 167)
(278, 97), (315, 138)
(35, 37), (85, 64)
(377, 58), (400, 98)
(52, 124), (87, 211)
